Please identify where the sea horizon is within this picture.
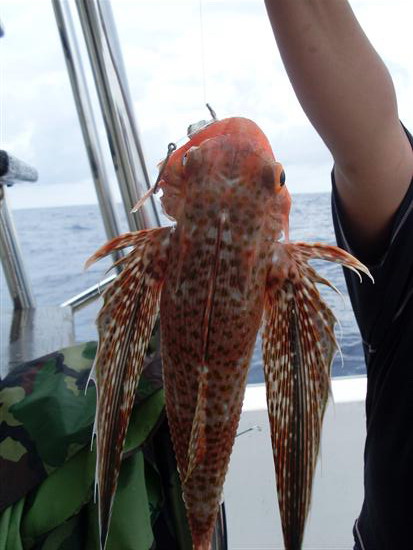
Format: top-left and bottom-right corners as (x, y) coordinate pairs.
(7, 189), (331, 212)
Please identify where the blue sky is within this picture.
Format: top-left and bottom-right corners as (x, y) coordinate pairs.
(1, 0), (412, 209)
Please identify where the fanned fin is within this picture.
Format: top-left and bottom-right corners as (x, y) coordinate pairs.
(288, 242), (373, 283)
(85, 231), (150, 270)
(263, 242), (371, 550)
(85, 227), (171, 550)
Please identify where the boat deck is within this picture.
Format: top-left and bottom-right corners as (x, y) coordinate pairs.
(0, 307), (74, 378)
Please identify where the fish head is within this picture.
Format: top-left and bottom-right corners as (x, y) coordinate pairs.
(158, 117), (291, 240)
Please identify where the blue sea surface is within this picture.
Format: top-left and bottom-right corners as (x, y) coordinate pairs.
(1, 194), (366, 382)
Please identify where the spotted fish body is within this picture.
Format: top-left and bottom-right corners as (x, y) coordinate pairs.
(86, 117), (372, 550)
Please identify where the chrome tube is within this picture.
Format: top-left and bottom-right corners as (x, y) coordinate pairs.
(52, 0), (123, 266)
(60, 273), (116, 312)
(0, 151), (38, 184)
(0, 185), (35, 309)
(75, 0), (161, 232)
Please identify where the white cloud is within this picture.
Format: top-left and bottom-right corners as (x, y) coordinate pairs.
(1, 0), (412, 209)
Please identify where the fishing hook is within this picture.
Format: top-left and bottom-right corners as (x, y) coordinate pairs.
(153, 142), (177, 194)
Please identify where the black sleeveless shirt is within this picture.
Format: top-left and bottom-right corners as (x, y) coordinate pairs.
(331, 126), (413, 549)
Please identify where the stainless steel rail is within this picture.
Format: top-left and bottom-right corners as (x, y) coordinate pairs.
(75, 0), (161, 232)
(0, 17), (36, 312)
(60, 272), (116, 312)
(0, 185), (36, 309)
(0, 150), (39, 184)
(52, 0), (123, 267)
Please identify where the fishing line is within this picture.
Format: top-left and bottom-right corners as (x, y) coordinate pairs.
(134, 0), (214, 210)
(236, 425), (262, 438)
(199, 0), (207, 105)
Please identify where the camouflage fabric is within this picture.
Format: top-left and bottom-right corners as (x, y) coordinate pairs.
(0, 335), (192, 549)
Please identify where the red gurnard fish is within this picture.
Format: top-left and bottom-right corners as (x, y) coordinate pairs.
(86, 117), (372, 550)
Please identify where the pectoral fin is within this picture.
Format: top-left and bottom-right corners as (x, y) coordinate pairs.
(85, 227), (171, 550)
(262, 242), (371, 550)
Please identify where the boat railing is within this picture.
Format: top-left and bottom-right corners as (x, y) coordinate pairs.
(1, 0), (164, 363)
(53, 0), (160, 235)
(0, 151), (38, 310)
(60, 273), (116, 312)
(2, 0), (161, 314)
(0, 17), (76, 377)
(51, 0), (164, 312)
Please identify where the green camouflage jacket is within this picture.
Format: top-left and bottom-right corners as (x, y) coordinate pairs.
(0, 337), (192, 550)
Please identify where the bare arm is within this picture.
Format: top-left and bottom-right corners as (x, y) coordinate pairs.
(265, 0), (413, 260)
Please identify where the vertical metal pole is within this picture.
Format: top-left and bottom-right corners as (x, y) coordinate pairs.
(0, 186), (35, 309)
(75, 0), (161, 232)
(0, 21), (35, 310)
(52, 0), (123, 265)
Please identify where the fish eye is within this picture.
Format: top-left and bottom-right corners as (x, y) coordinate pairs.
(280, 170), (286, 186)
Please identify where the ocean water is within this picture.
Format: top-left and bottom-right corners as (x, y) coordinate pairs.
(1, 194), (366, 382)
